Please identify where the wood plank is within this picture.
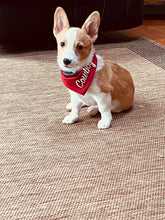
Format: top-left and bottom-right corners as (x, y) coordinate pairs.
(144, 0), (164, 3)
(119, 20), (165, 45)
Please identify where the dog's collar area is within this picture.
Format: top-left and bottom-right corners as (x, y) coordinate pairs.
(61, 54), (97, 95)
(61, 70), (80, 77)
(61, 54), (96, 78)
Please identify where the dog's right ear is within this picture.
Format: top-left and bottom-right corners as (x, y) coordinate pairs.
(53, 7), (70, 37)
(82, 11), (100, 42)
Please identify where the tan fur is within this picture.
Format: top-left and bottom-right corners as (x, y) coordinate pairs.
(74, 29), (93, 61)
(97, 60), (135, 112)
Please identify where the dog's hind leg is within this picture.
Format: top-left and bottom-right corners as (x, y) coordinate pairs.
(87, 105), (99, 116)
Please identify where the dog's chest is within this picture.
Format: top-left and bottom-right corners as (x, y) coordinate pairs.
(69, 74), (101, 106)
(69, 86), (97, 106)
(79, 93), (97, 106)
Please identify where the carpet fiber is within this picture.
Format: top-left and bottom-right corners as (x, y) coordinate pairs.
(0, 38), (164, 219)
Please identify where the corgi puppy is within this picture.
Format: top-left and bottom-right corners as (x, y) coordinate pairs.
(53, 7), (135, 129)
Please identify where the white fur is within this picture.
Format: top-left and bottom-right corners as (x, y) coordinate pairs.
(57, 28), (78, 71)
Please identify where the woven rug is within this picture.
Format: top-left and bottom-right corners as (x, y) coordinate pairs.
(0, 38), (164, 219)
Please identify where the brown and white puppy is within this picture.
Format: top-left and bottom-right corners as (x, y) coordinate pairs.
(53, 7), (134, 129)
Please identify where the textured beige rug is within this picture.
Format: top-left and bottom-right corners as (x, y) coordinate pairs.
(0, 38), (164, 219)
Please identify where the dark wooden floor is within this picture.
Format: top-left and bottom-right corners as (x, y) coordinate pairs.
(120, 20), (165, 45)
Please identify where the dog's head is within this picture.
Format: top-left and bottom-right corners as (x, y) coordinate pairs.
(53, 7), (100, 72)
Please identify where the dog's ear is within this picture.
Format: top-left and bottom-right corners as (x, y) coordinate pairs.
(82, 11), (100, 42)
(53, 7), (70, 37)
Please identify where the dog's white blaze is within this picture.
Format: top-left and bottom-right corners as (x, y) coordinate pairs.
(64, 28), (78, 63)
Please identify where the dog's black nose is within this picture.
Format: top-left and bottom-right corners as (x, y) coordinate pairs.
(63, 58), (71, 66)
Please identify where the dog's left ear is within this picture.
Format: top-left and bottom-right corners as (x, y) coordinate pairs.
(53, 7), (70, 37)
(82, 11), (100, 42)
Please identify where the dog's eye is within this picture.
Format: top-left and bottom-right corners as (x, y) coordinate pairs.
(76, 44), (83, 50)
(60, 42), (65, 47)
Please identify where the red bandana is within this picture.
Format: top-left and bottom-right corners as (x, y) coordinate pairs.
(61, 54), (97, 95)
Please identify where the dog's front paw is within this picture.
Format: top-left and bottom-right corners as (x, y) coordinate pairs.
(62, 115), (78, 124)
(98, 119), (111, 130)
